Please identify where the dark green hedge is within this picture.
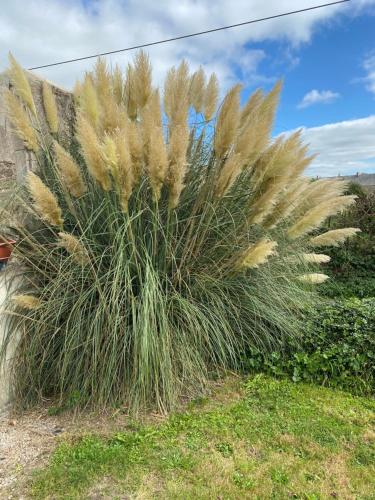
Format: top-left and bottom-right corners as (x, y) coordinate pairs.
(245, 298), (375, 394)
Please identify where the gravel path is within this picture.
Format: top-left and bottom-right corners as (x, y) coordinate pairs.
(0, 408), (66, 498)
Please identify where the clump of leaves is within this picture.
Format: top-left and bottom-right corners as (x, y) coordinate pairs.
(245, 298), (375, 394)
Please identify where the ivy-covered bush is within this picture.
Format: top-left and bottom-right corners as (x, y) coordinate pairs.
(245, 298), (375, 394)
(320, 183), (375, 299)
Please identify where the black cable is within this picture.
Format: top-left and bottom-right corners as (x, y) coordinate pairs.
(27, 0), (350, 71)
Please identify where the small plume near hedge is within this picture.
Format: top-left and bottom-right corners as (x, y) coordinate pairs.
(1, 52), (360, 412)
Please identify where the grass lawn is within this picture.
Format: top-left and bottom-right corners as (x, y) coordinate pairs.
(30, 375), (375, 499)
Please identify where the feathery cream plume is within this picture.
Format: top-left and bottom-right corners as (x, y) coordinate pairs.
(8, 53), (37, 116)
(247, 176), (289, 225)
(246, 81), (282, 164)
(301, 253), (331, 264)
(238, 239), (278, 269)
(93, 58), (111, 100)
(168, 124), (189, 208)
(128, 121), (143, 181)
(92, 59), (124, 134)
(288, 195), (357, 239)
(57, 232), (89, 265)
(189, 67), (206, 113)
(240, 88), (263, 128)
(101, 135), (118, 172)
(215, 153), (243, 198)
(234, 91), (264, 165)
(5, 90), (39, 152)
(141, 90), (162, 164)
(214, 84), (241, 159)
(204, 73), (219, 121)
(54, 141), (87, 198)
(42, 81), (59, 134)
(133, 50), (152, 109)
(263, 178), (310, 229)
(113, 130), (134, 211)
(112, 64), (124, 104)
(257, 81), (282, 139)
(79, 74), (100, 129)
(124, 64), (138, 120)
(310, 228), (361, 247)
(27, 171), (64, 227)
(76, 113), (111, 191)
(298, 273), (329, 284)
(290, 178), (348, 219)
(12, 294), (41, 310)
(164, 60), (190, 127)
(73, 80), (83, 102)
(147, 127), (168, 201)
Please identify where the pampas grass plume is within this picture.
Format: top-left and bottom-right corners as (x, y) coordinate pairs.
(76, 114), (111, 191)
(12, 295), (41, 310)
(80, 75), (100, 129)
(42, 81), (59, 134)
(302, 253), (331, 264)
(5, 90), (39, 153)
(288, 195), (357, 239)
(204, 73), (219, 121)
(54, 141), (87, 198)
(189, 67), (206, 113)
(58, 232), (89, 265)
(310, 228), (361, 247)
(8, 53), (37, 116)
(299, 273), (329, 284)
(214, 84), (241, 159)
(239, 239), (278, 269)
(27, 171), (64, 227)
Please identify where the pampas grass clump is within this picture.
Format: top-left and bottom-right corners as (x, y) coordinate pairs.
(1, 52), (359, 412)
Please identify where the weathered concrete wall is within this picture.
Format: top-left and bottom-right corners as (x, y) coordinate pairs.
(0, 73), (74, 412)
(0, 273), (18, 412)
(325, 173), (375, 192)
(0, 71), (74, 185)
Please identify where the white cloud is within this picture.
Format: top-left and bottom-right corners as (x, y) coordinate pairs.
(298, 116), (375, 176)
(0, 0), (360, 90)
(362, 53), (375, 95)
(298, 89), (340, 109)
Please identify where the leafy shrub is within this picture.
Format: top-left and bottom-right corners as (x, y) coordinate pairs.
(1, 54), (359, 412)
(320, 183), (375, 298)
(245, 298), (375, 394)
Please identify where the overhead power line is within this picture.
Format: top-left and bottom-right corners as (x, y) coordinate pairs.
(28, 0), (350, 71)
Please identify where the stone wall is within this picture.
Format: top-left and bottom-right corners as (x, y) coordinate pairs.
(0, 72), (73, 412)
(0, 273), (19, 412)
(0, 70), (74, 187)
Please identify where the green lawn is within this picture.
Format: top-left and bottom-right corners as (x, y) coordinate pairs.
(30, 375), (375, 499)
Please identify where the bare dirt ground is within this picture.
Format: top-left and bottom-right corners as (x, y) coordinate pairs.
(0, 405), (141, 499)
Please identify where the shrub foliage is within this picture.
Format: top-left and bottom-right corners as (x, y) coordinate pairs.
(246, 298), (375, 394)
(0, 53), (359, 411)
(320, 183), (375, 298)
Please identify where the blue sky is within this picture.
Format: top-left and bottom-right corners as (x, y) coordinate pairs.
(270, 13), (375, 132)
(0, 0), (375, 176)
